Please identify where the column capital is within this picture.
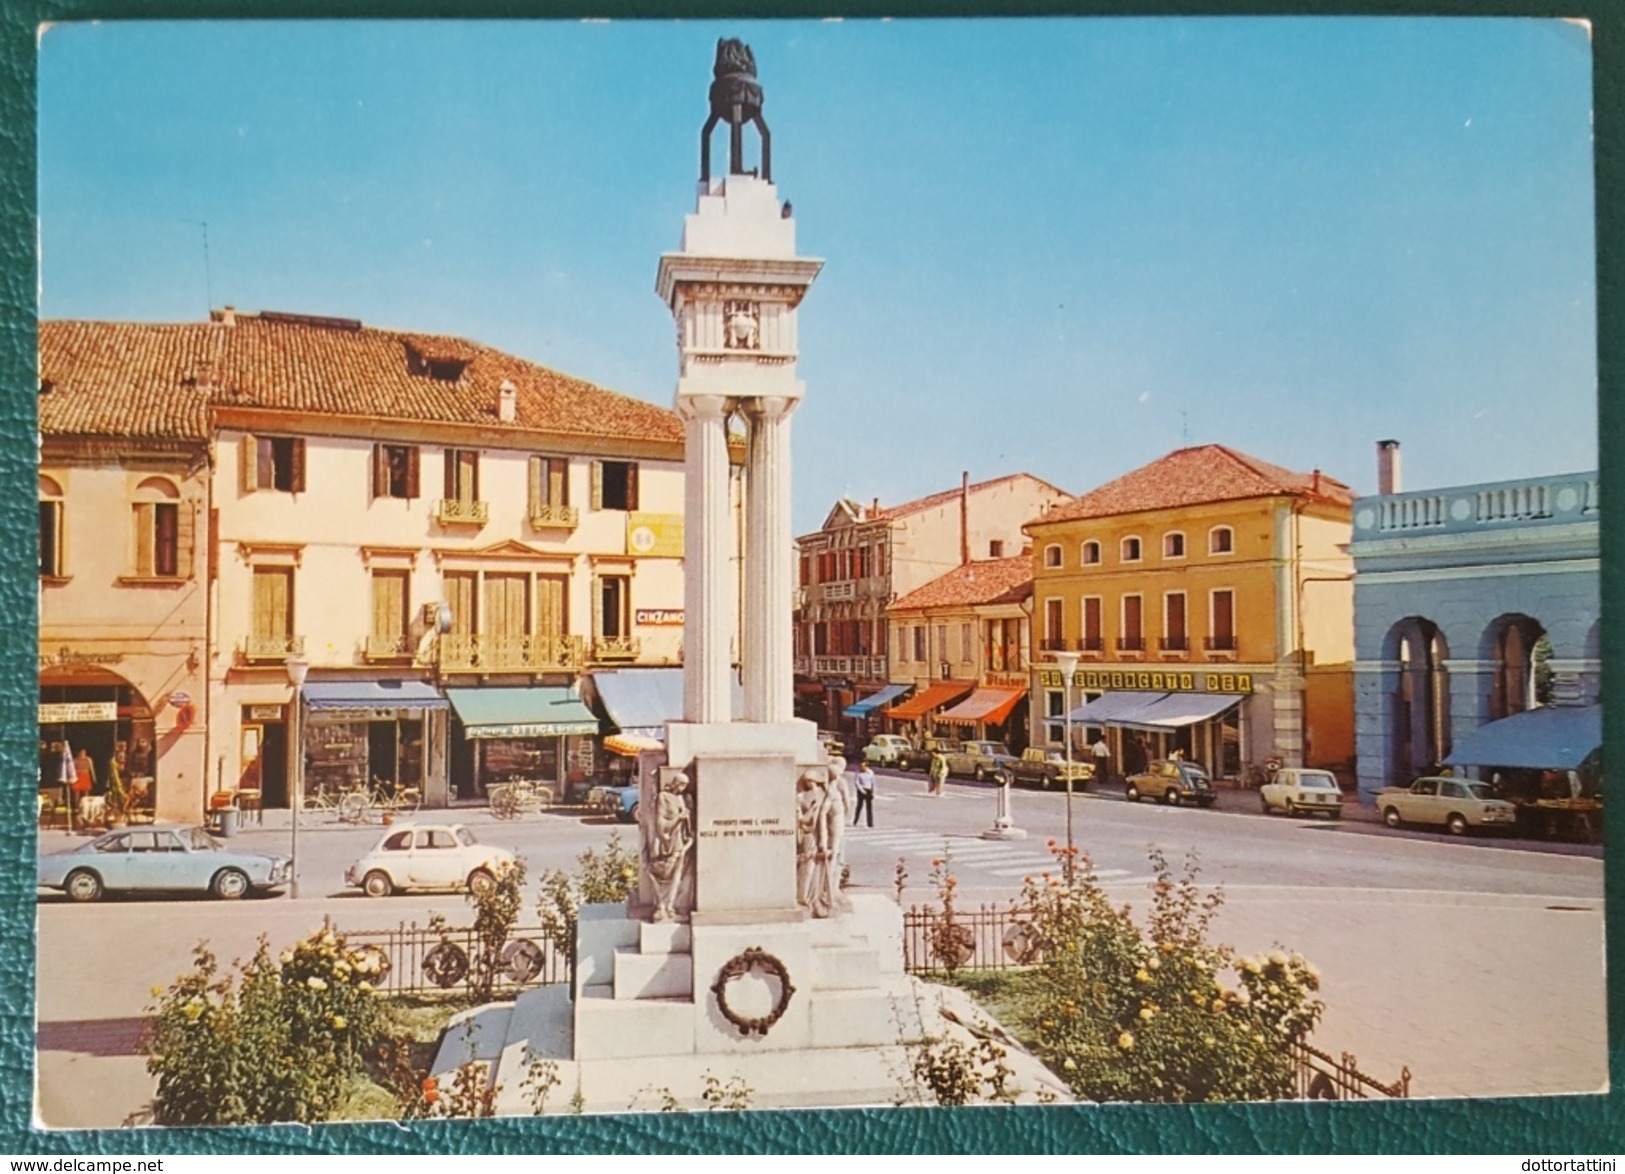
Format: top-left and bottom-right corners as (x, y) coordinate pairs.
(676, 394), (731, 422)
(739, 394), (797, 423)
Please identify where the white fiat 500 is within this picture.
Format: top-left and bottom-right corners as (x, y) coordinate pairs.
(344, 823), (515, 898)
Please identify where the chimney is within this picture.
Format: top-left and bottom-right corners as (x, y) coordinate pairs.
(1376, 439), (1402, 495)
(221, 305), (236, 328)
(1311, 468), (1321, 494)
(498, 379), (517, 423)
(959, 470), (970, 566)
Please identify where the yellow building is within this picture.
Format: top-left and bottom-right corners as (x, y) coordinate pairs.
(1023, 445), (1355, 782)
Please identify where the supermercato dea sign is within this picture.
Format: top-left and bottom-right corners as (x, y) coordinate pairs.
(1037, 668), (1256, 694)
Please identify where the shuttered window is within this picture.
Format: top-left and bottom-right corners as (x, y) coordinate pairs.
(39, 499), (63, 578)
(371, 571), (409, 644)
(594, 575), (629, 638)
(484, 574), (529, 639)
(373, 445), (420, 500)
(591, 460), (639, 510)
(1211, 590), (1235, 642)
(445, 449), (480, 503)
(241, 435), (305, 493)
(529, 456), (569, 509)
(1122, 595), (1143, 642)
(252, 567), (294, 644)
(133, 502), (180, 577)
(535, 575), (568, 639)
(443, 572), (478, 636)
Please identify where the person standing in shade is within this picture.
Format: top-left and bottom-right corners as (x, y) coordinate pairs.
(1092, 735), (1110, 785)
(928, 752), (949, 797)
(852, 760), (877, 827)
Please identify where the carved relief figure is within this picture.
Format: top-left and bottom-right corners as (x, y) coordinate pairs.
(795, 767), (827, 915)
(725, 300), (760, 350)
(646, 770), (695, 922)
(818, 760), (853, 916)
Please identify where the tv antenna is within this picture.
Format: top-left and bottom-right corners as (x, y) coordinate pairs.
(180, 219), (213, 315)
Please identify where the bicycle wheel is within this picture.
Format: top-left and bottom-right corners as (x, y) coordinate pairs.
(396, 786), (422, 814)
(490, 787), (519, 820)
(338, 791), (369, 824)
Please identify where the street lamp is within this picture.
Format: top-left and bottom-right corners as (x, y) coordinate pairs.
(285, 653), (309, 899)
(1055, 649), (1082, 881)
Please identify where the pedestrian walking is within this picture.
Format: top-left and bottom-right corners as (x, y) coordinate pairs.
(852, 761), (876, 827)
(1092, 735), (1110, 784)
(928, 752), (949, 797)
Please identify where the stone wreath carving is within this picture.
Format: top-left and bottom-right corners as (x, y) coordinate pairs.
(421, 941), (470, 989)
(710, 947), (796, 1037)
(501, 938), (546, 984)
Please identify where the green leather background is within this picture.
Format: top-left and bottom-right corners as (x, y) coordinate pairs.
(3, 0), (1620, 1155)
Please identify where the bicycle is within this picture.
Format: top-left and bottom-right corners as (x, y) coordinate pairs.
(489, 778), (554, 821)
(1240, 757), (1283, 790)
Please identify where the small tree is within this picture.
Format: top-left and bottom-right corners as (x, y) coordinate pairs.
(468, 859), (526, 1002)
(537, 831), (641, 944)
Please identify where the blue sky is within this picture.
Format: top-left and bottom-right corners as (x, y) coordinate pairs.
(38, 18), (1597, 534)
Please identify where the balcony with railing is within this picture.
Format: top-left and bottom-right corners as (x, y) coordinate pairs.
(821, 580), (856, 602)
(435, 498), (490, 526)
(439, 633), (585, 673)
(528, 503), (579, 530)
(592, 635), (642, 662)
(364, 634), (415, 663)
(1077, 636), (1105, 657)
(1038, 637), (1067, 652)
(1115, 636), (1145, 653)
(240, 634), (305, 664)
(1203, 634), (1239, 660)
(811, 655), (886, 678)
(1158, 635), (1190, 657)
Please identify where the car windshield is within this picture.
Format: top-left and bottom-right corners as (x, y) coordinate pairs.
(186, 827), (221, 851)
(1300, 773), (1338, 790)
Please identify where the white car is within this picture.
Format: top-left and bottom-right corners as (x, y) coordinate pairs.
(344, 823), (515, 898)
(1259, 768), (1344, 819)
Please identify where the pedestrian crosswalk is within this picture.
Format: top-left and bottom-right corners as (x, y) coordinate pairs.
(843, 828), (1152, 885)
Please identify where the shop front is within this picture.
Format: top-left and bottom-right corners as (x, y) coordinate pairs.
(936, 680), (1028, 750)
(298, 681), (450, 809)
(1059, 666), (1250, 781)
(446, 686), (601, 804)
(842, 682), (913, 745)
(884, 680), (975, 742)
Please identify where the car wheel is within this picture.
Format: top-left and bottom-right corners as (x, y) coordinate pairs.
(1383, 807), (1403, 829)
(1125, 783), (1140, 802)
(363, 869), (394, 898)
(1446, 813), (1469, 836)
(974, 766), (986, 782)
(1260, 794), (1273, 814)
(467, 867), (497, 897)
(618, 802), (639, 825)
(1165, 788), (1182, 807)
(211, 868), (250, 901)
(64, 868), (103, 903)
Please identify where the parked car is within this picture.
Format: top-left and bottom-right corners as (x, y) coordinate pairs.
(345, 823), (516, 898)
(1259, 768), (1344, 819)
(1125, 759), (1217, 807)
(896, 737), (961, 773)
(862, 734), (913, 768)
(38, 824), (291, 902)
(995, 747), (1094, 790)
(940, 740), (1012, 781)
(1377, 776), (1519, 835)
(587, 781), (640, 823)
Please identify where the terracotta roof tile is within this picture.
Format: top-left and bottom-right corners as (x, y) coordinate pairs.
(38, 314), (683, 446)
(891, 556), (1034, 612)
(873, 472), (1064, 522)
(1034, 445), (1353, 525)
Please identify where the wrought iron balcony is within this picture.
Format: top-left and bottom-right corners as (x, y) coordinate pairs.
(439, 633), (585, 672)
(1115, 636), (1146, 652)
(435, 497), (490, 525)
(528, 503), (579, 529)
(1203, 635), (1238, 652)
(364, 634), (414, 662)
(240, 635), (305, 664)
(1077, 637), (1105, 652)
(1158, 636), (1190, 652)
(592, 635), (642, 661)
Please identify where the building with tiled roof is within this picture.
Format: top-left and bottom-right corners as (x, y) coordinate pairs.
(885, 556), (1036, 745)
(1023, 444), (1355, 784)
(39, 310), (689, 821)
(794, 471), (1068, 745)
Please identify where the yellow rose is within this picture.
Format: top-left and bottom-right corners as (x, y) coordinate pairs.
(1139, 1008), (1155, 1022)
(1117, 1032), (1134, 1050)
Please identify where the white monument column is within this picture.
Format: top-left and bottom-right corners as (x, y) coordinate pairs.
(678, 393), (734, 724)
(742, 394), (796, 723)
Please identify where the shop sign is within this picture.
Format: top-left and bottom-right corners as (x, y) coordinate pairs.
(635, 608), (684, 626)
(466, 721), (602, 740)
(38, 647), (125, 669)
(982, 673), (1027, 689)
(248, 705), (286, 721)
(626, 513), (684, 558)
(38, 701), (118, 724)
(1036, 668), (1256, 694)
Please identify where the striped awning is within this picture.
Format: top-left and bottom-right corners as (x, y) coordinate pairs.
(603, 733), (664, 757)
(938, 687), (1027, 725)
(886, 680), (975, 721)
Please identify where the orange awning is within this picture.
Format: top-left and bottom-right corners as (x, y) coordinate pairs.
(603, 733), (663, 757)
(886, 680), (975, 721)
(938, 687), (1027, 725)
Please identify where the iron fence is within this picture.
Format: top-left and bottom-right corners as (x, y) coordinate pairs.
(334, 918), (569, 998)
(901, 903), (1411, 1100)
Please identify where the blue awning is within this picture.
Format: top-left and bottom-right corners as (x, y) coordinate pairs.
(1067, 691), (1170, 725)
(843, 683), (912, 718)
(1443, 704), (1602, 771)
(302, 680), (448, 714)
(587, 668), (744, 736)
(1116, 693), (1245, 732)
(446, 687), (600, 740)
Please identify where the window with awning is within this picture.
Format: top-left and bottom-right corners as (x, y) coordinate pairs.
(938, 687), (1026, 725)
(446, 687), (599, 739)
(887, 681), (975, 722)
(843, 683), (912, 718)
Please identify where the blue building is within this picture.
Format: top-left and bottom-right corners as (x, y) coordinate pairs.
(1350, 459), (1600, 804)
